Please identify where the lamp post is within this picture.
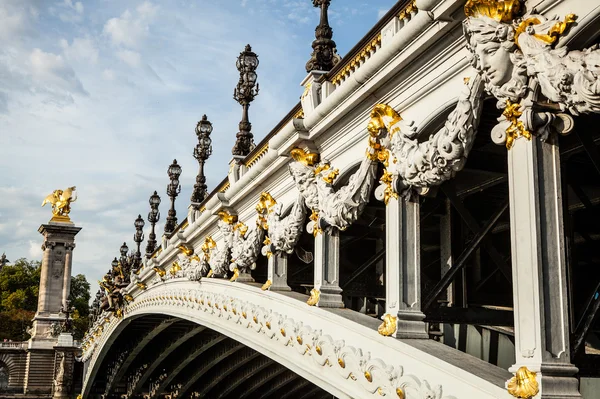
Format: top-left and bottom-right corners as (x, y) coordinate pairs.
(145, 191), (161, 258)
(232, 44), (259, 157)
(164, 159), (182, 235)
(305, 0), (340, 73)
(134, 214), (145, 268)
(191, 115), (213, 207)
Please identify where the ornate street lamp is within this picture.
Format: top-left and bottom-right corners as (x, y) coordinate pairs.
(191, 115), (213, 207)
(305, 0), (340, 73)
(232, 44), (260, 157)
(164, 159), (182, 235)
(145, 191), (161, 258)
(134, 215), (145, 268)
(119, 242), (129, 261)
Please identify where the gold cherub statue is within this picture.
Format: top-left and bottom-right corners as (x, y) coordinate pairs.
(42, 186), (77, 222)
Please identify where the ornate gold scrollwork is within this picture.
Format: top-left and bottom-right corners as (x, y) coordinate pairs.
(463, 0), (521, 22)
(201, 236), (216, 262)
(507, 366), (539, 399)
(229, 268), (240, 282)
(177, 244), (194, 257)
(378, 314), (398, 336)
(503, 100), (531, 149)
(217, 210), (238, 225)
(256, 192), (277, 230)
(261, 279), (272, 291)
(290, 148), (320, 167)
(306, 288), (320, 306)
(169, 261), (182, 276)
(153, 267), (166, 278)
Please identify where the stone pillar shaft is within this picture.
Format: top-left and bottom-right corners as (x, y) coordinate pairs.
(314, 229), (343, 308)
(385, 196), (428, 339)
(61, 245), (74, 308)
(507, 134), (580, 398)
(39, 244), (53, 315)
(268, 254), (291, 291)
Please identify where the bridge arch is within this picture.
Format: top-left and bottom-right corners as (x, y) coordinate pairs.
(0, 354), (18, 389)
(82, 279), (510, 398)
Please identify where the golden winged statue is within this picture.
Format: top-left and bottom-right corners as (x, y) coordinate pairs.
(42, 186), (77, 222)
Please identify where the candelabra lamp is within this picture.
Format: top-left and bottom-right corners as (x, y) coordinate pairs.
(134, 214), (145, 268)
(145, 191), (161, 258)
(191, 115), (213, 207)
(232, 44), (260, 157)
(164, 159), (182, 235)
(306, 0), (340, 73)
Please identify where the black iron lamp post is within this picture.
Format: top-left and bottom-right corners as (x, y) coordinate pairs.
(133, 214), (145, 268)
(232, 44), (260, 157)
(191, 115), (213, 207)
(164, 159), (182, 235)
(145, 191), (161, 258)
(306, 0), (340, 73)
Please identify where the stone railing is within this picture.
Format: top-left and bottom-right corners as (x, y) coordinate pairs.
(0, 342), (27, 350)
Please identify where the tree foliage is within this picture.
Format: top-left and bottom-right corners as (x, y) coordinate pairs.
(0, 258), (91, 341)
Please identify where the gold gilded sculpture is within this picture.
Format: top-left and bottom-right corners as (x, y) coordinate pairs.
(506, 366), (539, 398)
(230, 267), (240, 282)
(290, 148), (320, 167)
(261, 279), (272, 291)
(256, 192), (277, 230)
(41, 186), (77, 222)
(217, 210), (238, 225)
(201, 236), (217, 262)
(463, 0), (521, 22)
(367, 104), (402, 137)
(178, 244), (194, 257)
(377, 314), (398, 336)
(306, 288), (320, 306)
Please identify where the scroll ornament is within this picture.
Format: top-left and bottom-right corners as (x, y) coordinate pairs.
(207, 212), (236, 278)
(230, 193), (274, 276)
(260, 193), (307, 258)
(289, 138), (378, 235)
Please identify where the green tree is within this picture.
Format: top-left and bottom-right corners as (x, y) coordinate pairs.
(69, 274), (90, 340)
(0, 259), (91, 341)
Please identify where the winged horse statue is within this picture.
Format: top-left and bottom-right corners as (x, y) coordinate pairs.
(42, 186), (77, 221)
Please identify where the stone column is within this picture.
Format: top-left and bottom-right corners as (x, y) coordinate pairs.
(385, 196), (428, 339)
(267, 253), (291, 292)
(61, 243), (75, 308)
(314, 229), (343, 308)
(507, 134), (580, 398)
(38, 241), (56, 315)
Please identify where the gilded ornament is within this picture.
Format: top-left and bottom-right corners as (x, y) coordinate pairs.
(378, 314), (398, 336)
(349, 373), (357, 381)
(178, 244), (194, 257)
(296, 336), (303, 345)
(217, 210), (238, 225)
(301, 83), (312, 100)
(261, 279), (272, 291)
(365, 370), (373, 383)
(242, 311), (247, 319)
(396, 387), (405, 399)
(153, 267), (166, 278)
(503, 100), (531, 149)
(515, 14), (576, 49)
(309, 210), (322, 237)
(368, 104), (402, 138)
(265, 321), (271, 329)
(379, 170), (398, 206)
(331, 34), (381, 86)
(253, 316), (258, 324)
(41, 186), (77, 222)
(290, 148), (320, 167)
(506, 366), (539, 399)
(230, 267), (240, 282)
(377, 387), (385, 396)
(464, 0), (521, 22)
(338, 358), (345, 368)
(169, 262), (182, 276)
(315, 345), (322, 355)
(206, 270), (214, 278)
(136, 282), (147, 290)
(280, 328), (286, 337)
(233, 222), (248, 238)
(263, 236), (273, 258)
(307, 288), (320, 306)
(124, 294), (133, 302)
(293, 108), (305, 119)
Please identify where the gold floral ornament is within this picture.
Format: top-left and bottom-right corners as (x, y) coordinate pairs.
(506, 366), (539, 398)
(515, 14), (577, 49)
(306, 288), (320, 306)
(315, 162), (340, 185)
(261, 279), (272, 291)
(153, 266), (166, 278)
(263, 236), (273, 258)
(201, 236), (217, 262)
(463, 0), (521, 23)
(233, 222), (248, 238)
(178, 244), (194, 257)
(41, 186), (77, 222)
(503, 100), (531, 149)
(169, 261), (182, 276)
(230, 268), (240, 282)
(377, 314), (397, 336)
(256, 192), (277, 230)
(290, 147), (320, 167)
(309, 210), (322, 237)
(217, 210), (238, 225)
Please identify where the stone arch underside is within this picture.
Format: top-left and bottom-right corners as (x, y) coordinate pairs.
(0, 352), (26, 389)
(82, 279), (512, 399)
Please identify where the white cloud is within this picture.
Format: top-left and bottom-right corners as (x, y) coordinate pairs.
(28, 241), (43, 259)
(60, 37), (99, 64)
(0, 0), (38, 41)
(29, 48), (88, 95)
(102, 69), (115, 81)
(116, 49), (141, 67)
(103, 2), (158, 48)
(57, 0), (85, 23)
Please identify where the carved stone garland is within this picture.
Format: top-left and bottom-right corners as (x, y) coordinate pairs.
(206, 211), (236, 278)
(260, 193), (307, 258)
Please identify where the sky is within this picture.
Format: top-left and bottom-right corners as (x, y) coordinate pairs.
(0, 0), (397, 288)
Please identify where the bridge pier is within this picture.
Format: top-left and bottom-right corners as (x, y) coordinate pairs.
(507, 133), (581, 398)
(385, 195), (428, 339)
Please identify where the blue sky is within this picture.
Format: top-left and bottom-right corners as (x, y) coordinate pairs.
(0, 0), (397, 287)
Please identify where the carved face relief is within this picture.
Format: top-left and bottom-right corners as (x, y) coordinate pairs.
(474, 39), (513, 87)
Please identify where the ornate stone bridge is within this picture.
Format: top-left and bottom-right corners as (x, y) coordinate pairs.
(79, 0), (600, 398)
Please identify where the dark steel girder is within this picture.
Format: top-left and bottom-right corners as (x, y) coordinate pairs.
(238, 364), (288, 399)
